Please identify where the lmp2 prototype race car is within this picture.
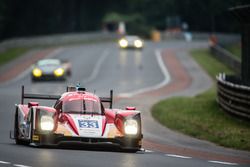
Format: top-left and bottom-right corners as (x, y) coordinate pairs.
(10, 86), (143, 152)
(31, 59), (71, 82)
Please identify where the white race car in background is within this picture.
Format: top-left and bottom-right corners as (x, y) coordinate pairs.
(118, 35), (144, 49)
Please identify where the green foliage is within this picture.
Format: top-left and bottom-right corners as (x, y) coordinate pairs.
(0, 48), (28, 65)
(225, 43), (241, 61)
(103, 12), (152, 37)
(191, 49), (234, 78)
(103, 13), (126, 23)
(126, 14), (152, 37)
(1, 0), (250, 40)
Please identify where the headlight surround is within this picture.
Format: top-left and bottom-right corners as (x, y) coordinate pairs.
(134, 40), (143, 48)
(54, 68), (64, 77)
(32, 68), (42, 77)
(119, 39), (128, 48)
(124, 119), (138, 135)
(40, 115), (54, 131)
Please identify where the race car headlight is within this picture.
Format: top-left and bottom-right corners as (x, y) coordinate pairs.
(119, 39), (128, 48)
(134, 40), (143, 48)
(54, 68), (64, 77)
(40, 115), (54, 131)
(32, 68), (42, 77)
(124, 119), (138, 135)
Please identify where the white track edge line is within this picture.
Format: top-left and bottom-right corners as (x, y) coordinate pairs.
(0, 160), (11, 164)
(13, 164), (32, 167)
(165, 154), (192, 159)
(82, 49), (109, 84)
(208, 160), (238, 166)
(118, 49), (171, 98)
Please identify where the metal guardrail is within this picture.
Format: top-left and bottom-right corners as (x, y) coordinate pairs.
(0, 31), (118, 52)
(217, 73), (250, 119)
(210, 45), (241, 74)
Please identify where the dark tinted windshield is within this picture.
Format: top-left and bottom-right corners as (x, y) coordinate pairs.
(63, 99), (102, 114)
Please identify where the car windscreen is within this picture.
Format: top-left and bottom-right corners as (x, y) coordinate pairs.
(62, 99), (102, 114)
(37, 59), (61, 66)
(126, 36), (139, 40)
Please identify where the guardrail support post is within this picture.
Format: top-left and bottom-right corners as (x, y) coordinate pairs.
(241, 23), (250, 86)
(230, 5), (250, 86)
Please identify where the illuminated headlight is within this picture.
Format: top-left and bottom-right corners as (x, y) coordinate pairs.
(134, 40), (143, 48)
(124, 119), (138, 135)
(40, 115), (54, 131)
(32, 68), (42, 77)
(119, 39), (128, 48)
(54, 68), (64, 77)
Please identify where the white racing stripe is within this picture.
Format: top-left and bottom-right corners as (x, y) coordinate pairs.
(165, 154), (192, 159)
(82, 50), (109, 84)
(208, 160), (238, 166)
(118, 49), (171, 98)
(0, 160), (11, 164)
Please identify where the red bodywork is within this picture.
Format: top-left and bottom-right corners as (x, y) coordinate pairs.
(12, 86), (143, 151)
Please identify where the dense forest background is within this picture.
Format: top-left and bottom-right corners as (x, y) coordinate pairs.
(0, 0), (249, 40)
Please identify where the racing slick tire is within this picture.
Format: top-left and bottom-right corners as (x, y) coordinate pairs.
(14, 108), (26, 145)
(67, 69), (72, 76)
(28, 110), (34, 145)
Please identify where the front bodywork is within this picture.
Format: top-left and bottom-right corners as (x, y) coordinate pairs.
(11, 86), (143, 151)
(118, 36), (144, 49)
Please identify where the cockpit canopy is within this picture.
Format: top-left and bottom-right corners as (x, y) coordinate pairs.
(62, 99), (102, 115)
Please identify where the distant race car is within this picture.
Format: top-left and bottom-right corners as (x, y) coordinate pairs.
(118, 35), (144, 49)
(31, 59), (71, 81)
(10, 86), (143, 152)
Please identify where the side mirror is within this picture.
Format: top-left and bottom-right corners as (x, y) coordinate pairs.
(28, 102), (39, 108)
(54, 101), (62, 112)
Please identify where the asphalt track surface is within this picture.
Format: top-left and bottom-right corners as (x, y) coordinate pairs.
(0, 41), (249, 167)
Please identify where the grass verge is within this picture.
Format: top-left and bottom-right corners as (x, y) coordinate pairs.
(0, 48), (29, 66)
(152, 49), (250, 151)
(225, 43), (241, 61)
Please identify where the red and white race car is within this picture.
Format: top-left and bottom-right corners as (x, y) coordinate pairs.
(10, 86), (143, 152)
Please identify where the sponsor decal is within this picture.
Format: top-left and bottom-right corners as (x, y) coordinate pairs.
(78, 120), (99, 129)
(32, 135), (39, 141)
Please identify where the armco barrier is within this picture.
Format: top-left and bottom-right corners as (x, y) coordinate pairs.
(210, 45), (241, 74)
(0, 31), (118, 52)
(217, 73), (250, 119)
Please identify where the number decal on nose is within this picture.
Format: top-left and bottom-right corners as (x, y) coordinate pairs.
(78, 120), (99, 128)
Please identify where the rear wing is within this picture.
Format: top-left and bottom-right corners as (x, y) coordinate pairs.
(66, 86), (113, 109)
(21, 85), (61, 104)
(100, 90), (113, 109)
(21, 85), (113, 109)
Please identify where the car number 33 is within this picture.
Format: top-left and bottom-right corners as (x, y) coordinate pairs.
(78, 120), (99, 128)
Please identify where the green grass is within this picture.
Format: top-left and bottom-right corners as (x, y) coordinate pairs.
(191, 49), (235, 77)
(152, 49), (250, 151)
(225, 43), (241, 61)
(0, 48), (29, 66)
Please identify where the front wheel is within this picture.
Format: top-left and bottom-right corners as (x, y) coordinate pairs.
(121, 148), (138, 153)
(14, 109), (26, 145)
(28, 111), (34, 144)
